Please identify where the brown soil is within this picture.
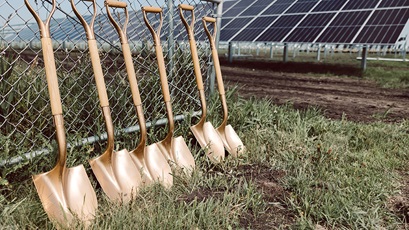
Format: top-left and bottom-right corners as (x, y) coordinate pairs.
(220, 59), (409, 123)
(178, 163), (295, 229)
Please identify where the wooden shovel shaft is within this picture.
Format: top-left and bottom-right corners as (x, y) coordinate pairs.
(72, 0), (114, 151)
(142, 7), (171, 103)
(105, 2), (142, 107)
(41, 37), (63, 116)
(178, 5), (204, 91)
(88, 40), (110, 107)
(179, 4), (208, 121)
(26, 0), (65, 163)
(142, 7), (175, 138)
(202, 17), (228, 125)
(202, 17), (225, 95)
(105, 1), (147, 145)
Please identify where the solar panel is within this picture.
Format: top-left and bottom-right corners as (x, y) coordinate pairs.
(354, 8), (409, 44)
(220, 0), (409, 45)
(286, 1), (318, 13)
(220, 17), (253, 41)
(343, 0), (378, 10)
(233, 17), (278, 41)
(262, 3), (292, 15)
(313, 0), (347, 12)
(284, 12), (335, 42)
(379, 0), (409, 8)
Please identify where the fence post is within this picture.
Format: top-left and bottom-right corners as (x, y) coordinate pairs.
(167, 0), (175, 79)
(209, 1), (223, 94)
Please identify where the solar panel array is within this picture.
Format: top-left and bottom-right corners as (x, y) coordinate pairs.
(220, 0), (409, 44)
(4, 5), (213, 43)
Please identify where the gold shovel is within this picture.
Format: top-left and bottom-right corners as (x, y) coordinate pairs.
(179, 4), (225, 163)
(71, 0), (142, 202)
(25, 0), (97, 225)
(142, 6), (195, 173)
(202, 16), (245, 157)
(104, 0), (173, 188)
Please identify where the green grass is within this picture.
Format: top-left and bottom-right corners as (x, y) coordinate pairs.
(1, 88), (409, 229)
(364, 61), (409, 88)
(2, 51), (409, 228)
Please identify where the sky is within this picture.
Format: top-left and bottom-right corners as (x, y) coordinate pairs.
(1, 0), (167, 26)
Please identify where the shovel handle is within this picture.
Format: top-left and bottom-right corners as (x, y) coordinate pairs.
(71, 0), (97, 40)
(25, 0), (62, 116)
(179, 4), (194, 10)
(25, 0), (67, 168)
(142, 6), (162, 13)
(202, 16), (225, 96)
(142, 7), (171, 103)
(105, 0), (126, 8)
(106, 2), (143, 108)
(24, 0), (56, 39)
(105, 0), (129, 43)
(178, 4), (205, 92)
(71, 0), (109, 108)
(203, 16), (216, 23)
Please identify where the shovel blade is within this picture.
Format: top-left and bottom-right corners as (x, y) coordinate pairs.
(145, 143), (173, 188)
(203, 122), (225, 163)
(90, 149), (142, 203)
(171, 136), (195, 173)
(223, 124), (245, 157)
(191, 122), (225, 163)
(33, 165), (97, 226)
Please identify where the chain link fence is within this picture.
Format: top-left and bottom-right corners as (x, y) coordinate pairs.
(0, 0), (221, 165)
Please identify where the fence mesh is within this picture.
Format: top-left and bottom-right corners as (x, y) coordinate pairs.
(0, 0), (219, 164)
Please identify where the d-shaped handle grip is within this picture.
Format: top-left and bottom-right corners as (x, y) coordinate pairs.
(142, 6), (162, 13)
(105, 0), (127, 8)
(71, 0), (97, 40)
(24, 0), (56, 38)
(105, 0), (129, 43)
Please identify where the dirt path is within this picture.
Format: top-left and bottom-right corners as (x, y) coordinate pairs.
(221, 61), (409, 123)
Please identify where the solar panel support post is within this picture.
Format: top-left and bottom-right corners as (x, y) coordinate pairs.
(228, 41), (234, 63)
(403, 36), (407, 61)
(361, 45), (368, 72)
(283, 43), (288, 63)
(269, 43), (274, 59)
(317, 44), (321, 61)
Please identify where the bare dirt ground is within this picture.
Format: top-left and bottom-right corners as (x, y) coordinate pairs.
(220, 59), (409, 123)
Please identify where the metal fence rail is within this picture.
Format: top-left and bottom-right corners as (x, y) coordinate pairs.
(0, 0), (221, 165)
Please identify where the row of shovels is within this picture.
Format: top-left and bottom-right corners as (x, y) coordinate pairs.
(25, 0), (245, 226)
